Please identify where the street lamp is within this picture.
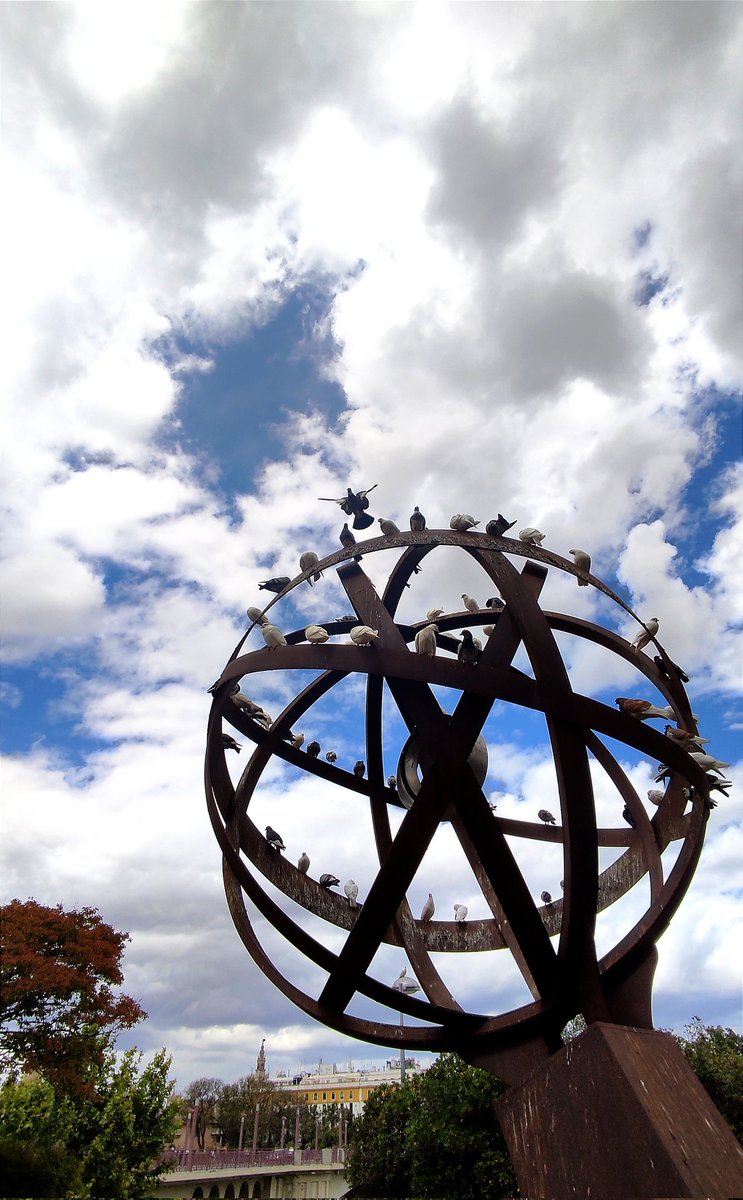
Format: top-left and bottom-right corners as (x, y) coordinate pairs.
(392, 968), (421, 1083)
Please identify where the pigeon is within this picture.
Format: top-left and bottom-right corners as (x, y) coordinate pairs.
(653, 654), (690, 683)
(486, 514), (517, 537)
(426, 607), (445, 620)
(305, 624), (330, 643)
(393, 967), (420, 994)
(318, 486), (377, 529)
(339, 523), (361, 560)
(266, 826), (285, 851)
(222, 733), (241, 753)
(568, 548), (591, 582)
(349, 625), (380, 645)
(540, 891), (553, 906)
(457, 630), (480, 665)
(655, 765), (672, 783)
(290, 732), (305, 750)
(664, 725), (709, 747)
(387, 775), (397, 790)
(485, 596), (504, 609)
(482, 625), (494, 636)
(420, 893), (435, 921)
(622, 805), (636, 828)
(688, 752), (731, 774)
(415, 624), (438, 657)
(630, 618), (659, 652)
(344, 880), (359, 908)
(461, 593), (480, 613)
(518, 528), (546, 545)
(258, 577), (291, 593)
(299, 551), (322, 584)
(647, 789), (665, 806)
(615, 698), (674, 720)
(231, 692), (272, 725)
(538, 809), (556, 825)
(297, 852), (310, 874)
(306, 741), (321, 758)
(319, 873), (340, 889)
(409, 506), (426, 531)
(378, 518), (400, 535)
(246, 606), (270, 625)
(453, 904), (468, 922)
(261, 623), (287, 650)
(325, 750), (338, 763)
(450, 514), (479, 531)
(353, 760), (366, 778)
(706, 775), (732, 798)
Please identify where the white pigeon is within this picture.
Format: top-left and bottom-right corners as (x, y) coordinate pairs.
(453, 904), (468, 922)
(519, 528), (546, 545)
(568, 548), (591, 583)
(461, 594), (480, 613)
(688, 752), (731, 774)
(232, 692), (272, 726)
(297, 852), (310, 873)
(378, 518), (400, 535)
(415, 624), (438, 657)
(450, 514), (480, 531)
(261, 622), (287, 649)
(426, 607), (445, 620)
(299, 551), (322, 584)
(246, 606), (270, 625)
(349, 625), (380, 645)
(344, 880), (359, 908)
(647, 789), (665, 806)
(420, 893), (435, 921)
(305, 624), (330, 643)
(630, 618), (659, 652)
(290, 732), (305, 750)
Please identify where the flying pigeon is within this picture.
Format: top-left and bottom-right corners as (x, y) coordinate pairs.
(664, 725), (709, 747)
(568, 548), (591, 582)
(339, 523), (361, 560)
(426, 607), (444, 620)
(387, 775), (397, 790)
(378, 518), (400, 535)
(325, 751), (337, 763)
(297, 852), (310, 873)
(353, 760), (366, 778)
(246, 606), (270, 625)
(299, 551), (322, 584)
(222, 733), (241, 753)
(622, 805), (636, 828)
(344, 880), (359, 908)
(630, 618), (659, 652)
(458, 630), (480, 665)
(410, 506), (426, 531)
(305, 624), (330, 643)
(318, 485), (377, 528)
(261, 623), (287, 650)
(265, 826), (285, 851)
(258, 577), (290, 593)
(540, 891), (553, 906)
(538, 809), (556, 825)
(688, 752), (731, 774)
(485, 596), (504, 609)
(450, 514), (479, 531)
(486, 514), (516, 537)
(420, 893), (435, 921)
(615, 698), (674, 720)
(349, 625), (380, 645)
(653, 654), (690, 683)
(518, 528), (546, 545)
(306, 740), (321, 758)
(461, 594), (480, 613)
(319, 873), (340, 889)
(647, 789), (665, 806)
(415, 624), (438, 657)
(453, 904), (468, 922)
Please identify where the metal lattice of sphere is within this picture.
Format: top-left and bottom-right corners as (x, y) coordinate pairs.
(205, 529), (712, 1084)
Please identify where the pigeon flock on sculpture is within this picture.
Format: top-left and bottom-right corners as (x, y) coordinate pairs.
(216, 484), (730, 938)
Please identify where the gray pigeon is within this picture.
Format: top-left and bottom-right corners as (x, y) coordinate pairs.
(306, 740), (321, 758)
(266, 826), (285, 851)
(319, 873), (340, 889)
(222, 733), (241, 753)
(485, 596), (504, 609)
(653, 654), (690, 683)
(410, 506), (426, 531)
(297, 852), (310, 873)
(344, 880), (359, 908)
(339, 523), (361, 560)
(457, 629), (480, 665)
(353, 760), (366, 778)
(378, 518), (400, 535)
(540, 891), (553, 906)
(299, 551), (322, 584)
(258, 577), (291, 593)
(325, 750), (338, 763)
(486, 514), (516, 537)
(622, 805), (636, 828)
(420, 893), (435, 921)
(538, 809), (556, 825)
(387, 775), (397, 790)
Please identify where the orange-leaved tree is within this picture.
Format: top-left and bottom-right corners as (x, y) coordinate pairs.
(0, 898), (145, 1095)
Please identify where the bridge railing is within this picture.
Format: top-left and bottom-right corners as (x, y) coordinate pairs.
(162, 1147), (346, 1171)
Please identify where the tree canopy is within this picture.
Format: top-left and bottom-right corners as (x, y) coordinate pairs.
(0, 898), (145, 1094)
(676, 1017), (743, 1143)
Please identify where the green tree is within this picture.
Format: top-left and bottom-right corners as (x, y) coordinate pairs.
(218, 1074), (279, 1148)
(346, 1082), (414, 1197)
(0, 898), (145, 1096)
(676, 1017), (743, 1142)
(0, 1075), (82, 1198)
(182, 1076), (223, 1149)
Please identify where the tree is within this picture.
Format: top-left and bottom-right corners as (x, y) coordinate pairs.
(346, 1082), (413, 1197)
(218, 1074), (279, 1148)
(182, 1077), (223, 1150)
(676, 1017), (743, 1143)
(0, 899), (145, 1095)
(0, 1075), (82, 1198)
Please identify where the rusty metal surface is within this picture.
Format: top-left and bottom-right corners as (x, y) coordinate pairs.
(206, 528), (712, 1082)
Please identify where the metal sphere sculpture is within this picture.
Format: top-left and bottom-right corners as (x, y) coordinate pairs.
(205, 525), (713, 1083)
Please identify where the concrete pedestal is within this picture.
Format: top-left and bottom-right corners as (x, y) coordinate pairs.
(496, 1023), (743, 1199)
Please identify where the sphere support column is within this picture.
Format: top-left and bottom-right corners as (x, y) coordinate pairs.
(495, 1022), (743, 1199)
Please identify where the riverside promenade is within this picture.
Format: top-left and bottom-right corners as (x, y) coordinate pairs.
(155, 1146), (349, 1199)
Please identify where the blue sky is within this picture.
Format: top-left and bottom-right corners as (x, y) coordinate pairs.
(1, 2), (741, 1090)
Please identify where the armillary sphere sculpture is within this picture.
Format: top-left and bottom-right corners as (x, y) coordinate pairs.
(205, 525), (715, 1089)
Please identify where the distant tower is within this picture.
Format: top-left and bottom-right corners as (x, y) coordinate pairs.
(256, 1037), (267, 1078)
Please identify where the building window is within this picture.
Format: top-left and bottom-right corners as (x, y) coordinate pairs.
(322, 1092), (327, 1101)
(313, 1093), (318, 1102)
(340, 1092), (345, 1100)
(331, 1092), (336, 1100)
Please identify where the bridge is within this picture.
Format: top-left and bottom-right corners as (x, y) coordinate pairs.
(155, 1147), (350, 1200)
